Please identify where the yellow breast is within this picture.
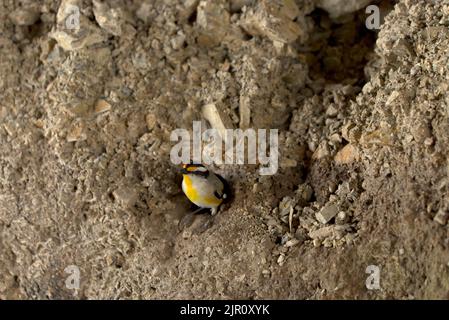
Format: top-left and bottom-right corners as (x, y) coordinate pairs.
(182, 175), (222, 208)
(183, 175), (199, 201)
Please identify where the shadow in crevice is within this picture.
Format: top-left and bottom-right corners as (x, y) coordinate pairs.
(297, 1), (396, 86)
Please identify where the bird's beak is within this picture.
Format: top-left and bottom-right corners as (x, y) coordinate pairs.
(181, 164), (188, 174)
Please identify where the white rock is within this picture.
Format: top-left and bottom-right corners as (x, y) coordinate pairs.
(50, 0), (107, 51)
(434, 209), (448, 225)
(315, 204), (339, 224)
(241, 0), (304, 44)
(93, 0), (126, 36)
(309, 226), (334, 239)
(202, 103), (234, 143)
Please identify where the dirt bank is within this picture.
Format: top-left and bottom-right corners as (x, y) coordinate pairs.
(0, 0), (448, 299)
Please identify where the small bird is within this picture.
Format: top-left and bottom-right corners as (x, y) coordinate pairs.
(181, 163), (229, 216)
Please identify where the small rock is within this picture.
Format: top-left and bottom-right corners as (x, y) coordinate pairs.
(334, 144), (359, 164)
(285, 239), (300, 247)
(360, 127), (394, 147)
(280, 158), (297, 168)
(312, 141), (330, 159)
(296, 183), (313, 203)
(326, 104), (339, 117)
(9, 7), (40, 26)
(67, 123), (86, 142)
(171, 32), (186, 50)
(310, 225), (350, 240)
(299, 215), (316, 232)
(146, 113), (157, 130)
(252, 183), (260, 193)
(336, 181), (351, 197)
(323, 238), (333, 248)
(94, 99), (111, 114)
(182, 229), (192, 239)
(0, 106), (7, 120)
(136, 2), (153, 24)
(328, 182), (337, 193)
(202, 103), (234, 144)
(316, 203), (339, 224)
(424, 137), (434, 146)
(279, 196), (295, 217)
(329, 133), (342, 144)
(277, 253), (286, 266)
(241, 0), (305, 44)
(434, 209), (448, 225)
(93, 0), (127, 36)
(50, 0), (107, 51)
(309, 226), (334, 239)
(341, 122), (361, 143)
(196, 0), (230, 46)
(411, 122), (432, 143)
(335, 211), (348, 225)
(386, 90), (400, 107)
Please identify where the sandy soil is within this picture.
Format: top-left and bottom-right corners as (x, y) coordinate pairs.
(0, 0), (448, 299)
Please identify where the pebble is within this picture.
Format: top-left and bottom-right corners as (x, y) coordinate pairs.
(334, 144), (359, 164)
(279, 196), (295, 217)
(323, 238), (333, 247)
(433, 209), (448, 225)
(329, 133), (342, 144)
(285, 239), (300, 247)
(335, 211), (348, 225)
(280, 158), (298, 168)
(277, 253), (286, 266)
(171, 32), (186, 50)
(309, 226), (334, 239)
(9, 7), (40, 26)
(146, 113), (157, 130)
(67, 123), (86, 142)
(326, 104), (339, 117)
(315, 203), (339, 224)
(312, 141), (330, 159)
(297, 184), (314, 203)
(94, 99), (111, 114)
(424, 137), (434, 146)
(50, 0), (107, 51)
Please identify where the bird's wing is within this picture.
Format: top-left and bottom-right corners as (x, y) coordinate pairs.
(215, 173), (231, 201)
